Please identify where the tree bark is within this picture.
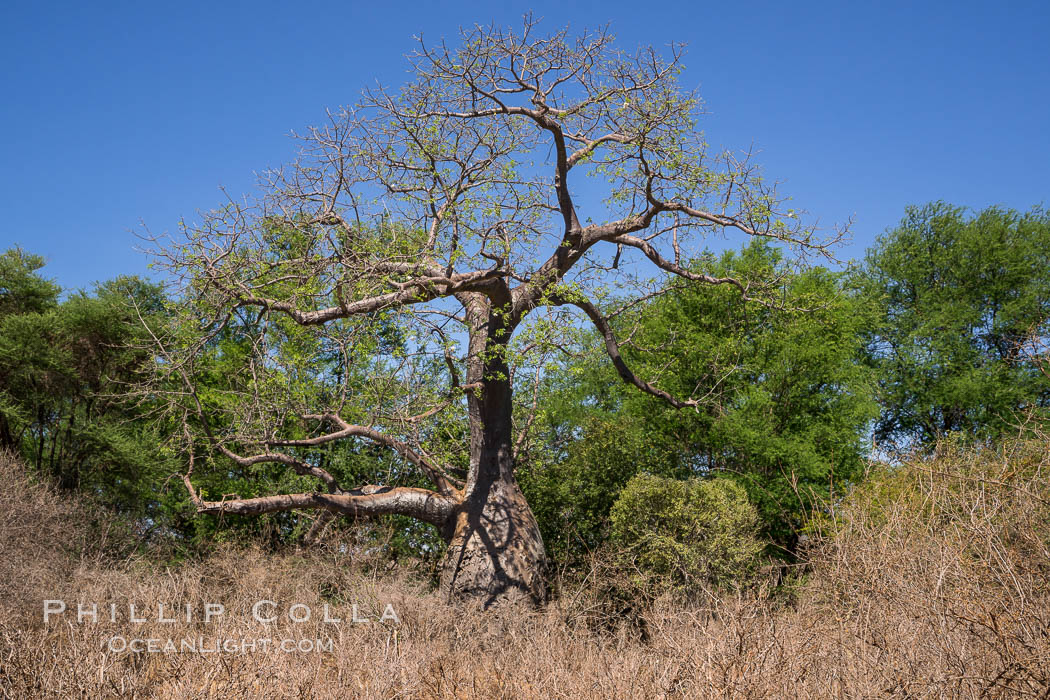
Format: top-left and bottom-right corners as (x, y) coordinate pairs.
(438, 314), (548, 608)
(439, 460), (548, 609)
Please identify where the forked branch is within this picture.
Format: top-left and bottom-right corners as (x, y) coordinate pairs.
(551, 293), (699, 410)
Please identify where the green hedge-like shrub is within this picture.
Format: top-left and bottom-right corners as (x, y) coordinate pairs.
(610, 473), (765, 593)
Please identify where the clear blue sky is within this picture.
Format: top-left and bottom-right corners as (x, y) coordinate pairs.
(2, 0), (1047, 291)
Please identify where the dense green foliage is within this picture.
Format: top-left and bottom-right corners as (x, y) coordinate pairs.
(0, 247), (436, 554)
(0, 249), (177, 527)
(520, 415), (679, 559)
(622, 242), (878, 544)
(523, 241), (877, 554)
(3, 199), (1048, 587)
(163, 224), (455, 556)
(860, 203), (1050, 447)
(610, 473), (764, 593)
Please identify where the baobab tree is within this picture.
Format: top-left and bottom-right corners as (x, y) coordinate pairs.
(150, 18), (841, 608)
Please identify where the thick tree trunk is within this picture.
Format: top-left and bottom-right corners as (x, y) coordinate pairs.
(439, 470), (548, 608)
(438, 320), (548, 608)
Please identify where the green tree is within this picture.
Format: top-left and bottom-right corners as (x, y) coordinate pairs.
(0, 247), (408, 554)
(149, 20), (841, 608)
(520, 415), (678, 561)
(610, 473), (764, 593)
(0, 251), (176, 527)
(0, 247), (60, 316)
(523, 241), (876, 553)
(860, 203), (1050, 448)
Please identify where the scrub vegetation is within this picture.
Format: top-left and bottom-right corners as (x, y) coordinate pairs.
(1, 18), (1048, 699)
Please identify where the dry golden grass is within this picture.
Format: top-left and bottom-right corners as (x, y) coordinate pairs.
(1, 439), (1048, 699)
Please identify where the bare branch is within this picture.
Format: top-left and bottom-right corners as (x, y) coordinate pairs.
(278, 413), (462, 496)
(551, 292), (698, 410)
(181, 476), (456, 527)
(214, 445), (344, 493)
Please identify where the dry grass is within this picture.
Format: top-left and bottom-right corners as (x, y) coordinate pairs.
(1, 440), (1049, 699)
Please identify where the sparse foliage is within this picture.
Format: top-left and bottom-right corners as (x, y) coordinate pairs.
(146, 18), (838, 607)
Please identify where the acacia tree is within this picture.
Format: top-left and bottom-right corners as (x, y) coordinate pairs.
(860, 203), (1050, 447)
(151, 19), (840, 608)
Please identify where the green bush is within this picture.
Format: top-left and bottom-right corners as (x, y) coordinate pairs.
(610, 473), (765, 594)
(520, 415), (679, 562)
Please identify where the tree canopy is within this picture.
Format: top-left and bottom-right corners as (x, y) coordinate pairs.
(860, 203), (1050, 448)
(144, 19), (839, 606)
(522, 241), (876, 554)
(0, 250), (175, 527)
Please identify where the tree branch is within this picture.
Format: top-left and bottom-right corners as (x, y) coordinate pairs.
(608, 233), (749, 294)
(221, 266), (510, 326)
(551, 293), (698, 410)
(181, 476), (456, 527)
(213, 445), (343, 493)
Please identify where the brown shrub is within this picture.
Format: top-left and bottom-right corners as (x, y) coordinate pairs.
(1, 439), (1048, 698)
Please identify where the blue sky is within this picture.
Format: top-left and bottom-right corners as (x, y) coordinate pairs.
(2, 0), (1047, 291)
